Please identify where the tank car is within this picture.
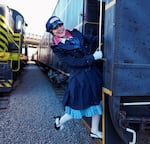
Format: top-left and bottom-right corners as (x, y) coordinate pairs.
(0, 4), (27, 93)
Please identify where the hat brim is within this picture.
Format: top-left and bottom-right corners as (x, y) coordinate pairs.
(51, 20), (63, 30)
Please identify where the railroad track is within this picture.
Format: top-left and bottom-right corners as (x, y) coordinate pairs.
(0, 94), (10, 109)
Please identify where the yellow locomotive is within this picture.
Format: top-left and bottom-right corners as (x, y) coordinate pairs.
(0, 4), (27, 93)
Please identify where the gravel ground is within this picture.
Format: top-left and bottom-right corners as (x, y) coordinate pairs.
(0, 62), (100, 144)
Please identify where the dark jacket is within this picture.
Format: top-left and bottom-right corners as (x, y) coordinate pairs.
(52, 29), (102, 110)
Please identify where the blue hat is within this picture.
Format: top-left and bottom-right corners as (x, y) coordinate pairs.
(46, 16), (63, 32)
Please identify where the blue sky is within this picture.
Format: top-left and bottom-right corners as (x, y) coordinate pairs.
(1, 0), (58, 35)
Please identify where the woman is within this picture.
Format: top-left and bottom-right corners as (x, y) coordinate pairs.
(46, 16), (103, 139)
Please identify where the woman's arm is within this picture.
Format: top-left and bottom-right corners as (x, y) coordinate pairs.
(56, 52), (95, 68)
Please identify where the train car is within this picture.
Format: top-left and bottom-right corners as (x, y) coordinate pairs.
(103, 0), (150, 144)
(36, 32), (69, 85)
(0, 4), (27, 93)
(52, 0), (100, 35)
(35, 0), (101, 85)
(34, 0), (150, 143)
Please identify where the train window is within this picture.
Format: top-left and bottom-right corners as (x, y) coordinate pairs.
(16, 15), (23, 30)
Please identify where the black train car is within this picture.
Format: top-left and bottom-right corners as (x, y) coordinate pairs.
(103, 0), (150, 143)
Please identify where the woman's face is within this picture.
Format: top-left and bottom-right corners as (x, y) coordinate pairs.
(52, 24), (65, 38)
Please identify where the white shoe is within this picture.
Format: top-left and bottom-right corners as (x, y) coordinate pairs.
(54, 116), (64, 130)
(90, 131), (102, 139)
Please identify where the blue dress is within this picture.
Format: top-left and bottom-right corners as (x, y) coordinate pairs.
(52, 29), (103, 119)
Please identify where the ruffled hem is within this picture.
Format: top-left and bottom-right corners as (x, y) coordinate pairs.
(65, 101), (102, 119)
